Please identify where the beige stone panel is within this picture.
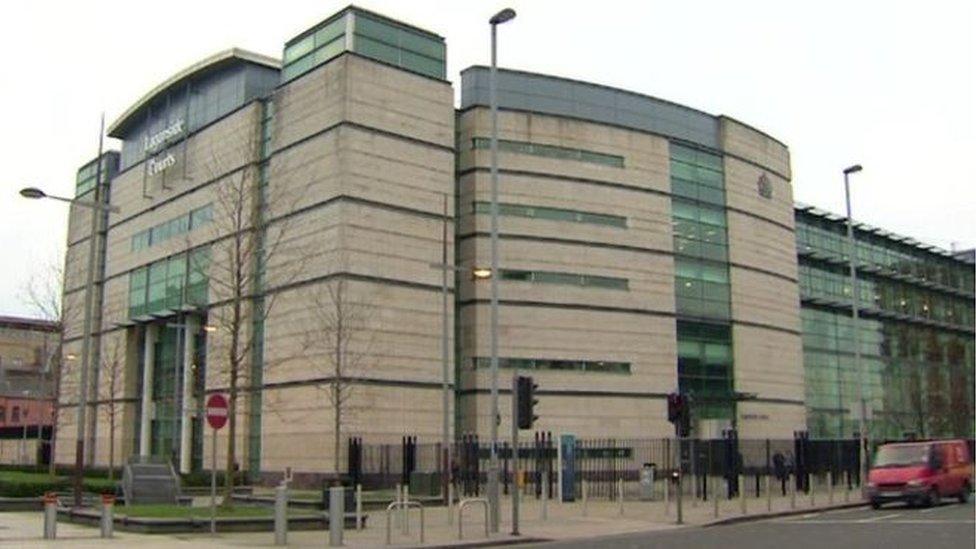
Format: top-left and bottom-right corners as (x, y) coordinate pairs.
(735, 401), (807, 439)
(262, 279), (450, 387)
(458, 305), (677, 395)
(458, 238), (675, 314)
(458, 393), (672, 439)
(718, 116), (791, 179)
(63, 238), (94, 294)
(99, 272), (131, 333)
(724, 156), (794, 231)
(457, 108), (670, 194)
(729, 267), (801, 331)
(264, 131), (342, 219)
(53, 405), (79, 465)
(732, 324), (804, 403)
(273, 56), (347, 151)
(61, 290), (88, 341)
(261, 200), (452, 292)
(260, 383), (443, 473)
(726, 210), (799, 280)
(339, 128), (454, 212)
(344, 55), (454, 149)
(456, 172), (673, 254)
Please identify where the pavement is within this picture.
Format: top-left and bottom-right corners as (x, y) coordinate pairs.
(0, 483), (892, 548)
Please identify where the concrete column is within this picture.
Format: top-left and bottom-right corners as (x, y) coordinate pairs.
(179, 318), (197, 474)
(139, 325), (158, 457)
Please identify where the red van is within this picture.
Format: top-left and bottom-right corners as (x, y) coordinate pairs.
(866, 440), (973, 509)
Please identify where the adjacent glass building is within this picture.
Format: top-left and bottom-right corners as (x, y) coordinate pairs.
(796, 204), (975, 440)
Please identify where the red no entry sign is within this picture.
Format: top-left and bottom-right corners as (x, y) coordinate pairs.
(206, 394), (228, 430)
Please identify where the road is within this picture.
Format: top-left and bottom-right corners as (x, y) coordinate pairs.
(515, 500), (975, 549)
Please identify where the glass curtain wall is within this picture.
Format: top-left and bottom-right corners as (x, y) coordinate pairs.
(669, 143), (735, 422)
(797, 209), (975, 439)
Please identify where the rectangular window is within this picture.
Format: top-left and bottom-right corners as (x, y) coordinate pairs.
(472, 137), (624, 168)
(499, 269), (628, 290)
(189, 204), (213, 229)
(473, 357), (630, 374)
(128, 266), (148, 318)
(473, 201), (626, 228)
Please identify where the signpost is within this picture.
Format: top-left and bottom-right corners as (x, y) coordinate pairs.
(206, 394), (228, 536)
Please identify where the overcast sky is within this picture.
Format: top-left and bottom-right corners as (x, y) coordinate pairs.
(1, 0), (973, 317)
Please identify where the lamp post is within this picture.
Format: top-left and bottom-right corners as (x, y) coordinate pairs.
(19, 155), (119, 505)
(842, 164), (867, 481)
(488, 7), (516, 533)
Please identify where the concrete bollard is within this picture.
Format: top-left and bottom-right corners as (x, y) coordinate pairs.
(395, 483), (402, 531)
(790, 473), (796, 509)
(765, 474), (772, 512)
(809, 474), (815, 507)
(664, 476), (670, 515)
(100, 494), (114, 539)
(43, 492), (57, 539)
(712, 476), (719, 518)
(402, 485), (410, 535)
(356, 484), (363, 531)
(581, 479), (588, 517)
(618, 478), (625, 516)
(541, 472), (549, 520)
(828, 471), (834, 505)
(447, 482), (454, 525)
(274, 482), (287, 546)
(329, 486), (344, 547)
(739, 474), (746, 514)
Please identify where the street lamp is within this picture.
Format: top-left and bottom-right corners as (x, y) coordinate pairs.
(19, 145), (118, 507)
(488, 6), (516, 533)
(842, 164), (867, 482)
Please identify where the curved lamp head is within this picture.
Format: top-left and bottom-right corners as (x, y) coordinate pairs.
(19, 187), (47, 199)
(843, 165), (863, 175)
(490, 8), (517, 25)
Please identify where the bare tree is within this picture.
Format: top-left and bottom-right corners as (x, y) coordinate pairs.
(191, 104), (310, 504)
(302, 278), (379, 478)
(98, 338), (124, 481)
(20, 250), (73, 475)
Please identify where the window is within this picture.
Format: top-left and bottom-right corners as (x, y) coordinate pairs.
(472, 201), (626, 228)
(473, 357), (630, 374)
(189, 204), (213, 229)
(128, 266), (148, 318)
(471, 137), (625, 168)
(500, 269), (628, 290)
(128, 246), (210, 318)
(0, 406), (5, 423)
(11, 406), (20, 423)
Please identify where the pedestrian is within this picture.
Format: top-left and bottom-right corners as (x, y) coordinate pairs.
(773, 451), (787, 495)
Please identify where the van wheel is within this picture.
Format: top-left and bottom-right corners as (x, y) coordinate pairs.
(959, 482), (971, 504)
(870, 499), (881, 510)
(927, 487), (939, 507)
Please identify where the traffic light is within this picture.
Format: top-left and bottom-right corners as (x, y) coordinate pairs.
(516, 375), (539, 429)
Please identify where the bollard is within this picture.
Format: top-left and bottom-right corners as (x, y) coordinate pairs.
(395, 483), (402, 531)
(541, 472), (549, 520)
(274, 483), (287, 546)
(356, 484), (363, 531)
(739, 474), (746, 514)
(329, 486), (344, 547)
(664, 476), (670, 515)
(100, 493), (115, 539)
(402, 484), (410, 535)
(765, 474), (772, 512)
(809, 474), (815, 507)
(581, 479), (588, 517)
(790, 473), (796, 509)
(447, 482), (454, 525)
(618, 478), (624, 516)
(711, 476), (719, 518)
(828, 471), (834, 505)
(43, 492), (57, 539)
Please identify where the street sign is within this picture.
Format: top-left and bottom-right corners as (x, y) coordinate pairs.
(206, 394), (228, 430)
